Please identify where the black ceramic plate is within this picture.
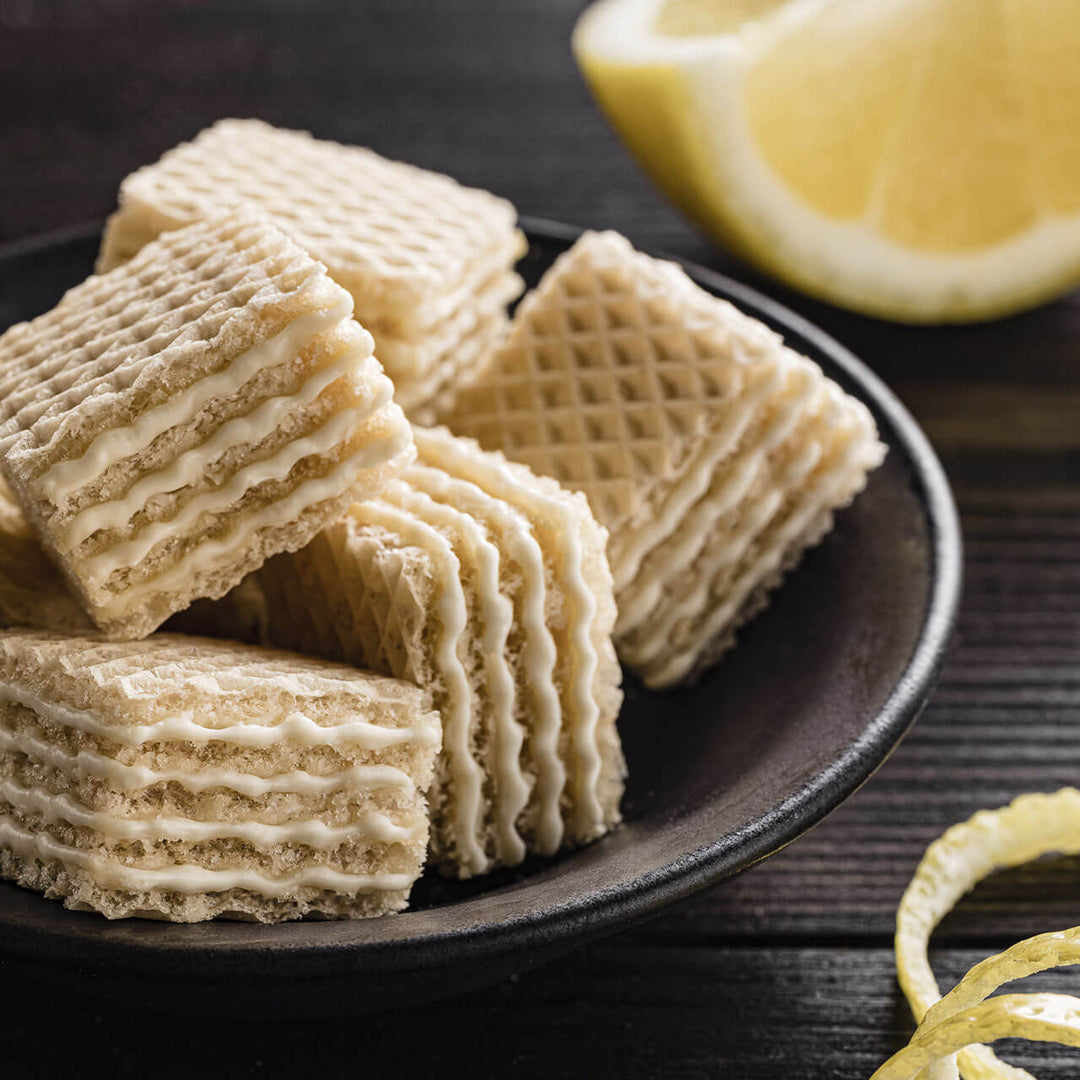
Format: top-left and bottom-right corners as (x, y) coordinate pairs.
(0, 219), (961, 1016)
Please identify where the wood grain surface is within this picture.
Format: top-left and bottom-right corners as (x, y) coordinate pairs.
(2, 2), (1079, 1076)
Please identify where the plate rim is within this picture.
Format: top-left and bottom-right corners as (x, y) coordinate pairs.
(0, 217), (962, 976)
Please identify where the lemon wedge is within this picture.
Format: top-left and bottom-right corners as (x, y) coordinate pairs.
(573, 0), (1080, 322)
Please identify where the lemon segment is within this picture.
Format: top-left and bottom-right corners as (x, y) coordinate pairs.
(744, 0), (927, 222)
(574, 0), (1080, 323)
(869, 0), (1039, 252)
(578, 55), (719, 236)
(1003, 0), (1080, 216)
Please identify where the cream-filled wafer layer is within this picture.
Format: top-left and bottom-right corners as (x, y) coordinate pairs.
(414, 428), (623, 843)
(447, 230), (886, 686)
(619, 381), (884, 686)
(96, 120), (525, 337)
(613, 352), (821, 633)
(0, 215), (413, 639)
(357, 491), (500, 876)
(0, 720), (420, 803)
(400, 464), (542, 864)
(381, 474), (534, 871)
(396, 311), (510, 426)
(249, 426), (624, 877)
(258, 494), (494, 877)
(375, 271), (523, 380)
(0, 630), (440, 922)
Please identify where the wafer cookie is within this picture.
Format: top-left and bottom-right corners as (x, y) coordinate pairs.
(254, 426), (624, 878)
(0, 214), (412, 639)
(447, 231), (885, 687)
(0, 629), (440, 921)
(96, 120), (526, 414)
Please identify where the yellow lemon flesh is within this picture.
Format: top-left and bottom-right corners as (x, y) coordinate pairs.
(573, 0), (1080, 323)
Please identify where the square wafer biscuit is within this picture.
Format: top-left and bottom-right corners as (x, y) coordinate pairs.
(447, 231), (886, 687)
(0, 629), (441, 922)
(251, 426), (624, 878)
(96, 120), (526, 412)
(0, 214), (413, 640)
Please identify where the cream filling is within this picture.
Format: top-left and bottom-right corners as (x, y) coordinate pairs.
(609, 355), (789, 593)
(623, 435), (824, 667)
(0, 683), (437, 751)
(394, 470), (528, 866)
(350, 497), (489, 875)
(0, 818), (413, 896)
(641, 428), (878, 686)
(616, 445), (765, 635)
(376, 271), (523, 377)
(35, 295), (356, 505)
(80, 379), (394, 585)
(413, 428), (604, 840)
(358, 230), (527, 338)
(623, 487), (787, 668)
(64, 347), (378, 549)
(615, 361), (820, 633)
(415, 429), (565, 854)
(0, 724), (414, 796)
(493, 514), (564, 855)
(395, 313), (508, 421)
(0, 779), (420, 847)
(93, 422), (412, 619)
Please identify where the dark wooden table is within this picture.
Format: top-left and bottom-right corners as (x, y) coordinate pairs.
(2, 2), (1079, 1075)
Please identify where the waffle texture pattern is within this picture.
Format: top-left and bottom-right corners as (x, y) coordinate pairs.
(0, 630), (440, 921)
(250, 425), (624, 878)
(0, 215), (412, 639)
(97, 119), (525, 419)
(448, 231), (886, 686)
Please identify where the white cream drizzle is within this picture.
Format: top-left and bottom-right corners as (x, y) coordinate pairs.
(394, 469), (527, 866)
(492, 517), (564, 855)
(623, 488), (787, 668)
(610, 356), (786, 593)
(0, 817), (412, 895)
(359, 230), (526, 337)
(80, 383), (394, 584)
(0, 683), (437, 750)
(615, 361), (820, 635)
(615, 444), (765, 635)
(642, 426), (879, 686)
(0, 724), (414, 796)
(35, 295), (356, 505)
(0, 778), (420, 846)
(63, 347), (376, 549)
(415, 429), (565, 854)
(414, 428), (604, 840)
(349, 497), (489, 875)
(376, 271), (523, 377)
(94, 422), (412, 619)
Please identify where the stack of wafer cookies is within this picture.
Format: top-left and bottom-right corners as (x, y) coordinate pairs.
(0, 630), (440, 922)
(0, 119), (890, 922)
(0, 213), (412, 639)
(447, 231), (886, 687)
(250, 426), (625, 878)
(97, 120), (525, 422)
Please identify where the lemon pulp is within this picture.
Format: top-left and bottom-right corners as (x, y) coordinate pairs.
(575, 0), (1080, 322)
